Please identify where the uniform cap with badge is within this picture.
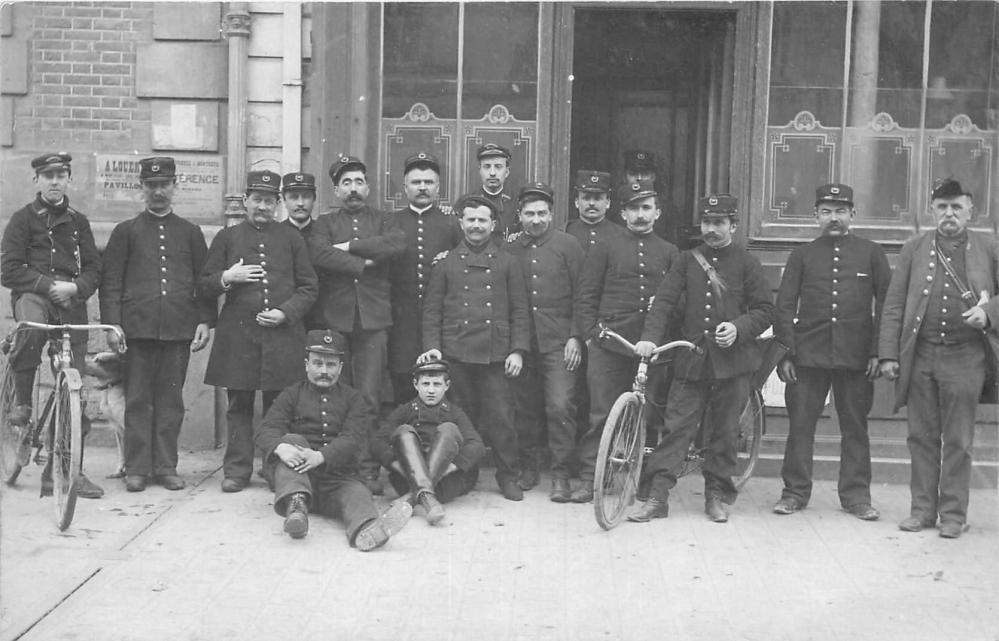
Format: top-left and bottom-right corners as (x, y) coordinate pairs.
(404, 151), (441, 175)
(329, 155), (366, 183)
(246, 170), (281, 194)
(305, 329), (347, 356)
(411, 359), (451, 378)
(139, 156), (176, 181)
(454, 192), (498, 219)
(616, 178), (657, 206)
(574, 170), (611, 194)
(815, 183), (853, 207)
(931, 177), (972, 200)
(697, 194), (739, 220)
(31, 152), (73, 175)
(477, 143), (512, 162)
(624, 150), (657, 174)
(518, 181), (554, 204)
(282, 172), (316, 193)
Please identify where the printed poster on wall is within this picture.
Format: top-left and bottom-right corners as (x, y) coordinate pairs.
(95, 154), (225, 221)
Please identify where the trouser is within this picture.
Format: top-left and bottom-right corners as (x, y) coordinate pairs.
(268, 434), (379, 546)
(448, 360), (520, 485)
(123, 339), (192, 477)
(906, 340), (984, 525)
(643, 374), (751, 503)
(515, 349), (577, 479)
(340, 321), (387, 480)
(780, 366), (874, 508)
(9, 292), (88, 405)
(577, 343), (636, 481)
(224, 389), (280, 482)
(388, 422), (476, 502)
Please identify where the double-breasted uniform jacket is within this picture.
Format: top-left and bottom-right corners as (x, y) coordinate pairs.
(878, 229), (999, 411)
(422, 239), (531, 364)
(201, 219), (317, 391)
(255, 380), (373, 478)
(775, 233), (891, 370)
(574, 230), (680, 357)
(371, 398), (486, 472)
(565, 217), (624, 252)
(283, 217), (315, 240)
(481, 188), (519, 241)
(388, 205), (463, 373)
(308, 204), (405, 333)
(642, 242), (775, 381)
(1, 196), (101, 305)
(506, 228), (584, 353)
(100, 210), (216, 340)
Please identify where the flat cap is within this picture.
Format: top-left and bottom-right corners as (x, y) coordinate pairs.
(616, 179), (657, 206)
(404, 151), (441, 175)
(624, 150), (656, 173)
(328, 155), (366, 183)
(246, 170), (281, 194)
(477, 143), (511, 161)
(697, 194), (739, 219)
(931, 178), (972, 200)
(282, 172), (316, 192)
(31, 152), (72, 174)
(815, 183), (853, 206)
(574, 170), (611, 193)
(139, 156), (176, 181)
(519, 181), (554, 203)
(305, 329), (346, 356)
(411, 359), (450, 377)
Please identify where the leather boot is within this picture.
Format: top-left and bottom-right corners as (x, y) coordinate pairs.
(550, 478), (572, 503)
(395, 429), (446, 523)
(705, 495), (729, 523)
(569, 480), (593, 503)
(627, 495), (670, 522)
(425, 427), (461, 485)
(283, 492), (309, 539)
(417, 491), (445, 525)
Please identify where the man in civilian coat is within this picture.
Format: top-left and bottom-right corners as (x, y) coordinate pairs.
(631, 194), (774, 523)
(387, 152), (462, 404)
(418, 193), (531, 501)
(507, 182), (584, 501)
(879, 178), (999, 539)
(572, 179), (680, 503)
(771, 183), (891, 520)
(201, 170), (318, 493)
(100, 156), (216, 492)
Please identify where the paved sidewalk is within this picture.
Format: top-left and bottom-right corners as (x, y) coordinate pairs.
(1, 445), (997, 641)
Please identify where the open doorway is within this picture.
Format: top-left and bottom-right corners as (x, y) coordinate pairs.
(570, 9), (736, 247)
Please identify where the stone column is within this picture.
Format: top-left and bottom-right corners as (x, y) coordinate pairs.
(222, 3), (251, 226)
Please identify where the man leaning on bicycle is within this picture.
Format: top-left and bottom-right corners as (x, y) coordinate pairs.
(0, 152), (105, 499)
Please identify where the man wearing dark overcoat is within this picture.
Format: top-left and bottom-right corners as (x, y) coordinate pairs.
(631, 194), (774, 523)
(100, 156), (215, 492)
(507, 183), (584, 501)
(772, 183), (891, 520)
(280, 172), (322, 331)
(201, 170), (318, 493)
(387, 152), (462, 404)
(1, 152), (104, 498)
(418, 193), (531, 501)
(476, 143), (520, 241)
(565, 169), (623, 252)
(572, 179), (680, 503)
(879, 179), (999, 539)
(255, 329), (411, 550)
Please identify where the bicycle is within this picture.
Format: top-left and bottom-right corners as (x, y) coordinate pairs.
(593, 326), (779, 530)
(0, 321), (126, 530)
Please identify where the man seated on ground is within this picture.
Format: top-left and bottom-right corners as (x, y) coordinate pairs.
(372, 359), (485, 525)
(255, 329), (411, 550)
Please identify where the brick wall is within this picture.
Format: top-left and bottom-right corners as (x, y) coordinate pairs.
(14, 1), (152, 150)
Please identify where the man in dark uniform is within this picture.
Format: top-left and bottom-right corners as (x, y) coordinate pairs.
(1, 152), (104, 498)
(565, 170), (623, 252)
(879, 179), (999, 539)
(572, 179), (680, 503)
(255, 329), (411, 550)
(507, 183), (584, 501)
(201, 169), (318, 493)
(475, 143), (519, 241)
(100, 156), (216, 492)
(608, 150), (657, 227)
(387, 152), (462, 404)
(418, 193), (530, 501)
(280, 172), (322, 331)
(630, 194), (774, 523)
(772, 184), (891, 520)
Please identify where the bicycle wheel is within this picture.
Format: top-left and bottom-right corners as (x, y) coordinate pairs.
(51, 369), (83, 530)
(593, 392), (645, 530)
(0, 353), (25, 484)
(733, 388), (764, 490)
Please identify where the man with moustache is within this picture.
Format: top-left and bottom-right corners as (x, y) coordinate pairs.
(879, 179), (999, 539)
(507, 183), (584, 500)
(201, 170), (318, 493)
(388, 152), (462, 404)
(418, 193), (530, 501)
(100, 156), (215, 492)
(280, 172), (322, 330)
(565, 170), (623, 252)
(572, 179), (680, 503)
(1, 152), (105, 498)
(772, 184), (890, 520)
(475, 143), (519, 241)
(630, 194), (774, 523)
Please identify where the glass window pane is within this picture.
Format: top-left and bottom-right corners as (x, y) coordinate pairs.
(927, 0), (997, 129)
(462, 3), (539, 120)
(769, 2), (846, 126)
(382, 3), (459, 118)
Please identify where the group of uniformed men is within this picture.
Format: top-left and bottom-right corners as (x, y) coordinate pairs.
(3, 147), (995, 550)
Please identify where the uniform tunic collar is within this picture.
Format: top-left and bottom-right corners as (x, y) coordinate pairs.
(519, 227), (554, 247)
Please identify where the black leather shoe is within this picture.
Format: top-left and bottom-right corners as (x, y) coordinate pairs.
(221, 477), (247, 493)
(355, 501), (412, 551)
(125, 475), (147, 492)
(845, 503), (880, 521)
(569, 481), (593, 503)
(283, 493), (309, 539)
(549, 478), (572, 503)
(898, 515), (936, 532)
(627, 496), (669, 522)
(938, 521), (964, 539)
(418, 491), (445, 525)
(518, 468), (540, 491)
(705, 497), (729, 523)
(157, 474), (186, 491)
(773, 496), (805, 515)
(499, 480), (524, 501)
(76, 474), (104, 499)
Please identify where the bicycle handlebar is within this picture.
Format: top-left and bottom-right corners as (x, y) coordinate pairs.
(597, 324), (702, 358)
(5, 321), (128, 355)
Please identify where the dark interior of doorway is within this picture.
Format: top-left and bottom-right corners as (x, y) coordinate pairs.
(570, 9), (735, 247)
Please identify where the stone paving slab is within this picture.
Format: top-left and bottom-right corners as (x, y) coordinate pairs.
(1, 446), (997, 641)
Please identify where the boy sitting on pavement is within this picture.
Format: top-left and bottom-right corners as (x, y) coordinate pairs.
(372, 359), (485, 525)
(255, 329), (411, 550)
